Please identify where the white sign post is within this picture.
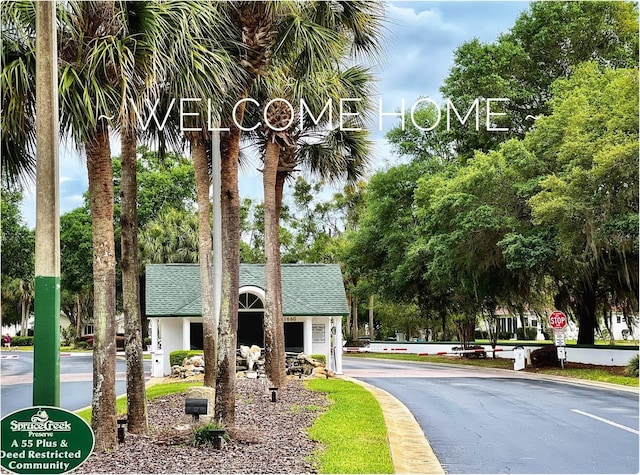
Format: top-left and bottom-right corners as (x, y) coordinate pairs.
(549, 311), (567, 369)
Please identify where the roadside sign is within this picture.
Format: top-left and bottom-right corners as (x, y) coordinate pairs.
(1, 406), (94, 474)
(553, 331), (566, 347)
(557, 346), (566, 360)
(549, 311), (567, 330)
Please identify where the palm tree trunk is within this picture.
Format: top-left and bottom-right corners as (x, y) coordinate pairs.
(351, 293), (358, 339)
(345, 293), (352, 340)
(215, 128), (240, 426)
(368, 294), (374, 339)
(86, 126), (117, 451)
(20, 296), (28, 337)
(192, 135), (216, 388)
(120, 128), (148, 435)
(76, 293), (83, 337)
(263, 140), (286, 388)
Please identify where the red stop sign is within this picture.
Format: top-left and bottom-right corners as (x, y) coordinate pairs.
(549, 311), (567, 330)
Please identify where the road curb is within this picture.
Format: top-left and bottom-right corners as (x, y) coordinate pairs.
(343, 376), (444, 474)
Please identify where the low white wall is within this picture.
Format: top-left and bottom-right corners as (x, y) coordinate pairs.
(364, 341), (638, 366)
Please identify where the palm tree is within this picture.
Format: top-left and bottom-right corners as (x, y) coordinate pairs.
(139, 208), (199, 265)
(254, 1), (384, 386)
(18, 279), (34, 337)
(115, 0), (237, 436)
(2, 3), (124, 447)
(213, 0), (275, 425)
(57, 0), (129, 451)
(0, 3), (36, 188)
(116, 1), (162, 436)
(145, 3), (241, 397)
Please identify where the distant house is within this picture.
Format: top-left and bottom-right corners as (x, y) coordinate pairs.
(145, 263), (348, 376)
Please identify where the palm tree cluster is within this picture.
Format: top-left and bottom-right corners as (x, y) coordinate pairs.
(2, 0), (385, 451)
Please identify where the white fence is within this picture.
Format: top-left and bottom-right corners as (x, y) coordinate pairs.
(353, 341), (639, 366)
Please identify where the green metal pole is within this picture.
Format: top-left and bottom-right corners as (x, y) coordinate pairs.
(33, 0), (61, 406)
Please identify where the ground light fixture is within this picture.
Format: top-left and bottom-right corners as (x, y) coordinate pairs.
(117, 418), (128, 443)
(268, 387), (278, 403)
(207, 428), (227, 449)
(185, 398), (208, 422)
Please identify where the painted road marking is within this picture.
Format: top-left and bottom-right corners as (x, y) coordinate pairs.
(572, 409), (639, 435)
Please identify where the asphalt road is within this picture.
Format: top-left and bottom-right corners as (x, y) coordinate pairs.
(343, 357), (639, 474)
(0, 351), (150, 417)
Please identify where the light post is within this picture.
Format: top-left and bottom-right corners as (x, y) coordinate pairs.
(33, 0), (61, 406)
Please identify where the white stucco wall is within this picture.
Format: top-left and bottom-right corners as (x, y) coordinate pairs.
(159, 318), (183, 376)
(152, 314), (344, 376)
(365, 341), (638, 366)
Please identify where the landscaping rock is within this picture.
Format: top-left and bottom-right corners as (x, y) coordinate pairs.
(74, 378), (328, 474)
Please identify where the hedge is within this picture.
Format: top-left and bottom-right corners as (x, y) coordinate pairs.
(311, 354), (326, 364)
(169, 350), (204, 366)
(10, 336), (33, 346)
(516, 326), (538, 340)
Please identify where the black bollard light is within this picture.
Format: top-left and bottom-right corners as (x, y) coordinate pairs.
(117, 418), (128, 443)
(208, 428), (226, 450)
(269, 387), (278, 403)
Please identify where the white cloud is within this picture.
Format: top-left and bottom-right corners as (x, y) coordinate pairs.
(19, 1), (528, 228)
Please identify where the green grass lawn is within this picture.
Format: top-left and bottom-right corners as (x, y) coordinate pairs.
(306, 379), (394, 474)
(76, 381), (203, 423)
(537, 368), (639, 386)
(346, 352), (639, 387)
(75, 378), (394, 474)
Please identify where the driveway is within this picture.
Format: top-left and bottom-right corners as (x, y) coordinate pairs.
(1, 351), (151, 417)
(343, 357), (639, 474)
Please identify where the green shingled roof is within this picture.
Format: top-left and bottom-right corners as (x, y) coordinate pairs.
(145, 263), (349, 317)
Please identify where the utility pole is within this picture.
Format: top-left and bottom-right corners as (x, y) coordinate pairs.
(33, 0), (61, 406)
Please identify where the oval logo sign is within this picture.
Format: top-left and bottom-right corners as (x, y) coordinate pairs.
(1, 406), (94, 474)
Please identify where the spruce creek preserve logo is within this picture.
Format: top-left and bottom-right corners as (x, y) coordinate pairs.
(115, 96), (511, 133)
(9, 409), (71, 433)
(1, 406), (94, 474)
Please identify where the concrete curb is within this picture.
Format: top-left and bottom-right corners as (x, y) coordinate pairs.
(343, 376), (444, 474)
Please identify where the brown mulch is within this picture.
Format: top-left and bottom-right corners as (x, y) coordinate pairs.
(72, 378), (329, 474)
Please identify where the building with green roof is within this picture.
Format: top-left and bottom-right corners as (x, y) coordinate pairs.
(146, 263), (348, 376)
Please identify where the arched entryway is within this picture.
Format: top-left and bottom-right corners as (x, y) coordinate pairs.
(237, 288), (264, 348)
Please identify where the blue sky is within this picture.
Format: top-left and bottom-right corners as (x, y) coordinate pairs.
(19, 1), (529, 228)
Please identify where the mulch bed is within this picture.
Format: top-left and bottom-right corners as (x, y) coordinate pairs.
(72, 378), (329, 474)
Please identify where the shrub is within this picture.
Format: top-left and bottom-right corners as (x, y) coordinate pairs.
(60, 326), (77, 346)
(474, 330), (487, 340)
(343, 339), (369, 347)
(452, 345), (487, 359)
(624, 355), (639, 377)
(75, 341), (89, 350)
(516, 326), (538, 341)
(81, 335), (127, 349)
(498, 331), (512, 340)
(311, 354), (326, 364)
(189, 421), (228, 447)
(11, 336), (34, 346)
(169, 350), (204, 366)
(530, 345), (560, 368)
